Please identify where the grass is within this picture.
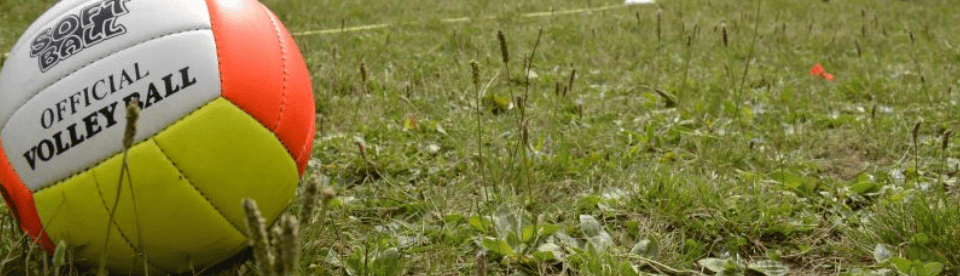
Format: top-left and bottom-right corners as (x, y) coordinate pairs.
(3, 0), (960, 275)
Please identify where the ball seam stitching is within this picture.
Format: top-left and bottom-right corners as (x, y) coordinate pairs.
(150, 138), (246, 235)
(90, 168), (170, 274)
(264, 5), (289, 132)
(1, 28), (212, 136)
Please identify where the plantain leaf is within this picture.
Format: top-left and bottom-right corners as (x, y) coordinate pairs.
(481, 237), (515, 258)
(521, 225), (535, 243)
(873, 244), (892, 263)
(538, 224), (560, 238)
(443, 214), (465, 224)
(468, 215), (487, 233)
(630, 239), (660, 259)
(747, 260), (789, 276)
(888, 257), (911, 274)
(698, 258), (729, 273)
(922, 262), (943, 276)
(579, 215), (602, 237)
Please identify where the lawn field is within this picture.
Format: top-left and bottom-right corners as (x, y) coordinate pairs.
(3, 0), (960, 275)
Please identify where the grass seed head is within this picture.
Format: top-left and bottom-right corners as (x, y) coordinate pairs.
(278, 214), (299, 275)
(912, 121), (922, 143)
(943, 130), (953, 152)
(242, 198), (276, 276)
(721, 23), (729, 47)
(299, 178), (320, 229)
(855, 39), (862, 58)
(497, 30), (509, 65)
(470, 60), (480, 88)
(359, 62), (368, 84)
(123, 98), (141, 149)
(656, 10), (662, 42)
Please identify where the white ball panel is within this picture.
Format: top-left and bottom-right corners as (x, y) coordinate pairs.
(0, 0), (213, 130)
(1, 31), (221, 191)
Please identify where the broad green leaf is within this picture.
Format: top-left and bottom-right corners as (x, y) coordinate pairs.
(492, 211), (517, 241)
(698, 258), (729, 273)
(482, 237), (515, 257)
(586, 232), (614, 252)
(920, 262), (943, 276)
(770, 171), (804, 191)
(851, 174), (879, 194)
(888, 257), (911, 273)
(620, 261), (641, 276)
(521, 225), (535, 243)
(532, 251), (558, 262)
(851, 181), (878, 195)
(468, 215), (486, 233)
(538, 224), (560, 238)
(579, 215), (602, 237)
(873, 244), (892, 263)
(443, 214), (465, 224)
(747, 260), (789, 276)
(910, 233), (931, 246)
(873, 268), (895, 276)
(506, 231), (521, 248)
(53, 240), (67, 269)
(553, 232), (581, 250)
(535, 242), (563, 262)
(907, 245), (936, 262)
(630, 239), (659, 259)
(577, 195), (602, 211)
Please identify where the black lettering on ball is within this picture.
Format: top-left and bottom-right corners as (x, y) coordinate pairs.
(36, 139), (56, 161)
(40, 108), (56, 129)
(52, 15), (81, 41)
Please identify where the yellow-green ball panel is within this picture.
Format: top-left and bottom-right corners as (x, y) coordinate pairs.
(152, 97), (299, 234)
(33, 172), (146, 274)
(89, 139), (249, 272)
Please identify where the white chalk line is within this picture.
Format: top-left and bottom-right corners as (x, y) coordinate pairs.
(292, 4), (632, 37)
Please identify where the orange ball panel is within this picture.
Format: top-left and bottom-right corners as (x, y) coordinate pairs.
(205, 0), (316, 174)
(0, 138), (53, 252)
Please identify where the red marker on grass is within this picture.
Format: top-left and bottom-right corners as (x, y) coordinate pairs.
(810, 63), (835, 81)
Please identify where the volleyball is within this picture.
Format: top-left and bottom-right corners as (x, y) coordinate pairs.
(0, 0), (315, 273)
